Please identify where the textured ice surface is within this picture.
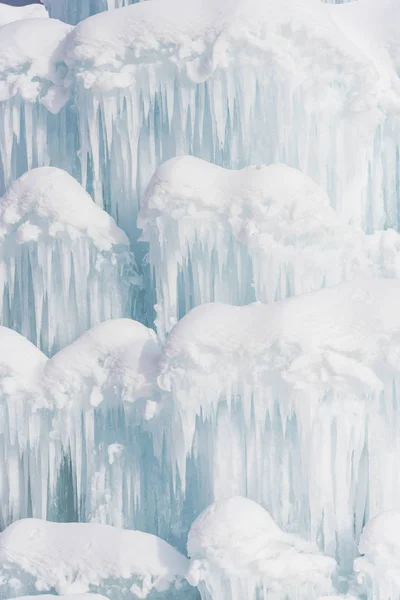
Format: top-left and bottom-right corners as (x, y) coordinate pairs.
(158, 279), (400, 564)
(0, 518), (189, 599)
(0, 4), (48, 27)
(354, 510), (400, 600)
(0, 327), (47, 527)
(0, 318), (161, 528)
(6, 596), (109, 600)
(0, 167), (137, 354)
(140, 156), (400, 337)
(187, 497), (336, 600)
(1, 0), (399, 241)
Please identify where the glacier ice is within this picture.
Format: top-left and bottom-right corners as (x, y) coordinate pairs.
(140, 156), (400, 337)
(0, 167), (138, 354)
(0, 518), (190, 599)
(186, 497), (336, 600)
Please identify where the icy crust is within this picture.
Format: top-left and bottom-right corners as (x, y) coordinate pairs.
(354, 510), (400, 600)
(0, 168), (137, 355)
(0, 4), (48, 28)
(0, 518), (189, 598)
(187, 497), (336, 600)
(141, 158), (400, 336)
(42, 319), (162, 409)
(0, 18), (72, 112)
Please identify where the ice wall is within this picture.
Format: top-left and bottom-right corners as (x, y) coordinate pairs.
(140, 157), (400, 337)
(2, 0), (399, 252)
(0, 168), (137, 355)
(157, 280), (400, 566)
(0, 318), (162, 531)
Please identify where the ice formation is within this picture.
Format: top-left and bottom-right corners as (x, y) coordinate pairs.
(354, 510), (400, 600)
(0, 4), (48, 28)
(0, 318), (162, 529)
(140, 156), (400, 337)
(158, 279), (400, 565)
(0, 518), (190, 599)
(187, 497), (336, 600)
(1, 0), (400, 599)
(0, 327), (47, 527)
(0, 167), (137, 354)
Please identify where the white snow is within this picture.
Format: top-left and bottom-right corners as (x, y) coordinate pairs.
(0, 518), (189, 598)
(0, 18), (72, 109)
(140, 156), (400, 337)
(8, 596), (109, 600)
(0, 167), (137, 354)
(187, 496), (336, 600)
(355, 510), (400, 600)
(42, 318), (161, 409)
(0, 4), (48, 28)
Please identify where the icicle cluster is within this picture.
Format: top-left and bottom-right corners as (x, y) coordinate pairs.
(1, 1), (400, 600)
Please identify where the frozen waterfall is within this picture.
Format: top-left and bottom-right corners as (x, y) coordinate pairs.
(0, 0), (400, 599)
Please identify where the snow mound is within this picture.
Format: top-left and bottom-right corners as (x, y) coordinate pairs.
(0, 168), (137, 355)
(160, 279), (400, 396)
(42, 318), (162, 409)
(0, 518), (189, 598)
(140, 157), (400, 337)
(0, 326), (46, 387)
(355, 510), (400, 600)
(0, 167), (128, 250)
(187, 497), (336, 599)
(0, 18), (72, 112)
(0, 4), (48, 28)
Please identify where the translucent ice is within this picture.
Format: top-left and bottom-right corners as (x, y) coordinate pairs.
(0, 318), (161, 529)
(0, 167), (137, 354)
(140, 156), (400, 337)
(187, 497), (336, 600)
(158, 279), (400, 565)
(0, 518), (189, 599)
